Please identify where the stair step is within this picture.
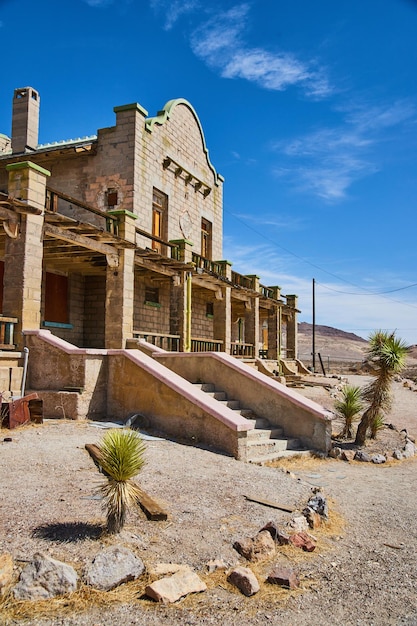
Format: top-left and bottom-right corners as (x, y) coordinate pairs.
(246, 427), (284, 440)
(246, 437), (302, 458)
(245, 416), (271, 429)
(206, 391), (227, 401)
(219, 399), (241, 410)
(193, 383), (215, 392)
(248, 449), (312, 465)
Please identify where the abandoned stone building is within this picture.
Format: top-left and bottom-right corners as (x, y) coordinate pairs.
(0, 87), (331, 461)
(0, 86), (298, 358)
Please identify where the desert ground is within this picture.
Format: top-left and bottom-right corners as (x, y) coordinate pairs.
(1, 363), (417, 626)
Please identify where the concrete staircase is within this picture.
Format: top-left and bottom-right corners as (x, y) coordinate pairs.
(194, 383), (309, 464)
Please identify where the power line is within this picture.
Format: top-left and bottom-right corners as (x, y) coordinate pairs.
(224, 205), (417, 303)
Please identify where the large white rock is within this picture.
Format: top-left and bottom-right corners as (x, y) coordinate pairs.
(13, 553), (78, 600)
(85, 546), (145, 591)
(145, 569), (207, 603)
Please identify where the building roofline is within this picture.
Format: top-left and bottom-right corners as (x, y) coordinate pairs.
(145, 98), (224, 185)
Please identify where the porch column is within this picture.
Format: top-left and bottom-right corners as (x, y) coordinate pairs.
(3, 162), (49, 350)
(267, 305), (282, 360)
(170, 270), (192, 352)
(286, 294), (299, 359)
(105, 210), (137, 349)
(213, 286), (231, 354)
(244, 297), (260, 358)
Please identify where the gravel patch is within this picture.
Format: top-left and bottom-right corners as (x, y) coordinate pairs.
(1, 375), (417, 625)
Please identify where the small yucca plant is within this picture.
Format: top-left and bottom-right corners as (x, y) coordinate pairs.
(96, 429), (146, 534)
(355, 330), (409, 445)
(334, 385), (363, 439)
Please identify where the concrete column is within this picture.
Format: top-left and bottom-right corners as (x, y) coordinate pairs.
(3, 162), (49, 350)
(216, 260), (233, 280)
(105, 210), (137, 349)
(213, 286), (231, 354)
(6, 161), (49, 211)
(286, 294), (299, 359)
(170, 271), (191, 352)
(267, 305), (282, 360)
(169, 239), (193, 263)
(244, 297), (259, 357)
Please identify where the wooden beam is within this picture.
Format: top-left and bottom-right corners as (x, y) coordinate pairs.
(44, 223), (118, 257)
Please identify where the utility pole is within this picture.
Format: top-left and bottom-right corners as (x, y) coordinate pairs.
(312, 278), (316, 373)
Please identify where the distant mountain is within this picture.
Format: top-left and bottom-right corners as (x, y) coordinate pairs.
(297, 322), (367, 362)
(298, 322), (366, 343)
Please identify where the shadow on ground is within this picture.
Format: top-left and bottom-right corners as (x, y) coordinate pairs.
(32, 522), (103, 543)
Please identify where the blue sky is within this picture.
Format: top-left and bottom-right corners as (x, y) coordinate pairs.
(1, 0), (417, 344)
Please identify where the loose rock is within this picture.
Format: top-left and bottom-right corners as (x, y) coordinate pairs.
(13, 553), (78, 600)
(267, 566), (300, 590)
(371, 454), (386, 464)
(227, 566), (260, 596)
(289, 532), (316, 552)
(233, 530), (276, 562)
(145, 569), (207, 603)
(84, 546), (145, 591)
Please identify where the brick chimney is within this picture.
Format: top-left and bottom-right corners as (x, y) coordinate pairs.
(11, 87), (40, 154)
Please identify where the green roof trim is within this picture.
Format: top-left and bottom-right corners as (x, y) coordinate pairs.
(145, 98), (223, 186)
(114, 102), (148, 116)
(107, 209), (137, 220)
(6, 161), (51, 176)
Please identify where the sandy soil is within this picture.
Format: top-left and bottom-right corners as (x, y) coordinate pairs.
(1, 373), (417, 625)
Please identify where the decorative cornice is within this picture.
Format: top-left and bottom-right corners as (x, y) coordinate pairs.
(145, 99), (223, 186)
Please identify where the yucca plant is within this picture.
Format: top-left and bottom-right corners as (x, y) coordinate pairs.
(334, 385), (363, 439)
(355, 331), (409, 445)
(96, 429), (146, 534)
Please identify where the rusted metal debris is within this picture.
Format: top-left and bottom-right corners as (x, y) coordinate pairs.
(1, 393), (43, 429)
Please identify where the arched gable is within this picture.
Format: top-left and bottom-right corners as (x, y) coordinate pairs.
(145, 99), (223, 186)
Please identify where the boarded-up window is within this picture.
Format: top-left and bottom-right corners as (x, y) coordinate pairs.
(201, 218), (212, 259)
(145, 286), (159, 305)
(152, 189), (168, 254)
(45, 272), (69, 324)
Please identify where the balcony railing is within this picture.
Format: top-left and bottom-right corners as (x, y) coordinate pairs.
(191, 253), (227, 276)
(133, 331), (223, 353)
(133, 331), (180, 351)
(191, 337), (223, 352)
(230, 342), (255, 358)
(0, 316), (18, 349)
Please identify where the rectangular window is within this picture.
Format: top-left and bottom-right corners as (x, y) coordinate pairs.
(152, 189), (168, 254)
(44, 272), (69, 324)
(145, 286), (160, 305)
(106, 188), (118, 208)
(206, 302), (214, 317)
(201, 218), (212, 259)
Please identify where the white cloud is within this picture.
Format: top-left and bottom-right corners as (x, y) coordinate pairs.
(233, 212), (306, 230)
(223, 238), (417, 345)
(274, 100), (416, 201)
(190, 4), (332, 98)
(83, 0), (114, 6)
(150, 0), (200, 30)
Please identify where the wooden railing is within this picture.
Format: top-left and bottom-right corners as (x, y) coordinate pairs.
(230, 342), (255, 358)
(231, 272), (254, 290)
(0, 316), (18, 349)
(133, 331), (180, 351)
(191, 338), (223, 352)
(133, 331), (223, 353)
(191, 253), (226, 276)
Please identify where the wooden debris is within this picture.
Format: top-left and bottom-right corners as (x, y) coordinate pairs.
(85, 443), (168, 521)
(244, 495), (294, 513)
